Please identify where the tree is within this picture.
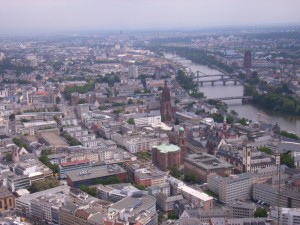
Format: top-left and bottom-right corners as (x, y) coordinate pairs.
(9, 114), (15, 121)
(80, 185), (97, 197)
(127, 118), (135, 125)
(5, 153), (12, 161)
(170, 167), (181, 179)
(238, 118), (248, 126)
(281, 153), (295, 169)
(55, 96), (61, 105)
(36, 74), (43, 80)
(254, 208), (268, 218)
(134, 184), (146, 190)
(29, 178), (60, 193)
(12, 138), (30, 151)
(280, 131), (299, 140)
(134, 89), (142, 94)
(168, 211), (178, 220)
(258, 146), (272, 155)
(230, 110), (238, 117)
(184, 173), (197, 183)
(78, 99), (86, 104)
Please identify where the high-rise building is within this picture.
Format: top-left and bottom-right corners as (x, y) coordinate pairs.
(160, 80), (174, 122)
(244, 50), (252, 69)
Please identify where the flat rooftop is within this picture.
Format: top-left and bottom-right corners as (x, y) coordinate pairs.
(154, 144), (180, 153)
(41, 132), (68, 147)
(184, 153), (234, 170)
(23, 120), (57, 128)
(67, 164), (126, 182)
(110, 195), (156, 214)
(178, 185), (213, 202)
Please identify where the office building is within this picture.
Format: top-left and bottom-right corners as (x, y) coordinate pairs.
(208, 173), (256, 203)
(184, 153), (234, 183)
(66, 164), (127, 188)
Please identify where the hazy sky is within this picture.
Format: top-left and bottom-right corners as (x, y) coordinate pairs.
(1, 0), (300, 33)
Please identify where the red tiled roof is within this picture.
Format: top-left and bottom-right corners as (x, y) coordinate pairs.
(61, 159), (89, 167)
(36, 91), (48, 96)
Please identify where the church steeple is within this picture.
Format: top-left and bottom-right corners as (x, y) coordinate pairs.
(12, 148), (20, 163)
(222, 115), (227, 138)
(160, 80), (174, 122)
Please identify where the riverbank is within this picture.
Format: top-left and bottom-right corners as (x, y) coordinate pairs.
(164, 53), (300, 135)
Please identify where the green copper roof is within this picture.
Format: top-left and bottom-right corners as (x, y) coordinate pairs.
(179, 127), (184, 131)
(155, 144), (180, 153)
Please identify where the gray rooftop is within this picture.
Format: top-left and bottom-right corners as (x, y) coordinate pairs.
(184, 153), (235, 171)
(110, 195), (156, 215)
(67, 164), (126, 182)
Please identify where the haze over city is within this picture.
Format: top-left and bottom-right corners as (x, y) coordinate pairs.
(1, 0), (300, 34)
(1, 1), (300, 225)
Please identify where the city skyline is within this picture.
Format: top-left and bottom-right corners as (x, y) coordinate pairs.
(0, 0), (300, 34)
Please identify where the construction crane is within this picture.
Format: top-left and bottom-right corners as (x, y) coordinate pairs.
(257, 112), (271, 123)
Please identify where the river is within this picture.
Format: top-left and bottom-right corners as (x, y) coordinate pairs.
(165, 53), (300, 136)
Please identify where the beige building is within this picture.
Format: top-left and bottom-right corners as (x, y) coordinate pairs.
(0, 186), (15, 212)
(208, 173), (256, 203)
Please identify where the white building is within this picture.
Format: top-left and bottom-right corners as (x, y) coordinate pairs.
(271, 207), (300, 225)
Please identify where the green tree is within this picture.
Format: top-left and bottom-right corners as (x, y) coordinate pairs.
(258, 146), (272, 155)
(168, 211), (178, 220)
(134, 184), (146, 190)
(79, 185), (97, 197)
(36, 74), (43, 80)
(254, 208), (268, 218)
(55, 96), (61, 105)
(9, 113), (15, 121)
(184, 173), (197, 183)
(127, 118), (135, 125)
(175, 118), (180, 125)
(281, 153), (295, 169)
(78, 99), (86, 104)
(170, 167), (181, 179)
(230, 110), (238, 117)
(5, 153), (12, 161)
(12, 138), (30, 151)
(238, 118), (248, 126)
(127, 99), (134, 105)
(60, 132), (82, 146)
(29, 178), (60, 193)
(134, 89), (142, 94)
(280, 131), (299, 140)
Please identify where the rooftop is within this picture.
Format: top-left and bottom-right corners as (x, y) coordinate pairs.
(67, 164), (126, 182)
(110, 195), (156, 214)
(184, 153), (234, 170)
(23, 120), (57, 128)
(178, 185), (213, 202)
(154, 144), (180, 153)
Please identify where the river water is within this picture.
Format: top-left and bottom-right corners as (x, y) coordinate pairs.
(165, 54), (300, 136)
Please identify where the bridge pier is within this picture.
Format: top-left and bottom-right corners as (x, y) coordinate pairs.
(234, 80), (237, 85)
(200, 81), (203, 86)
(223, 81), (226, 86)
(211, 81), (214, 86)
(221, 75), (224, 80)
